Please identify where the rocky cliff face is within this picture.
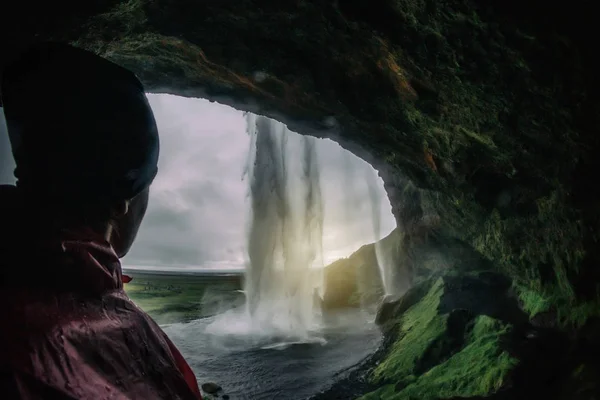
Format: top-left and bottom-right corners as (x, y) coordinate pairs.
(322, 230), (388, 311)
(2, 1), (599, 398)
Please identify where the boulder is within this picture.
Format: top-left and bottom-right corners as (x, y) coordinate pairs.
(201, 382), (222, 395)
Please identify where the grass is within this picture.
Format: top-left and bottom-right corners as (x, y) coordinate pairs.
(515, 282), (600, 328)
(516, 286), (552, 316)
(123, 271), (244, 324)
(397, 316), (517, 399)
(361, 277), (518, 400)
(372, 279), (446, 384)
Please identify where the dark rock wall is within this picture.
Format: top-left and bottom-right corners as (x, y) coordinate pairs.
(2, 0), (599, 323)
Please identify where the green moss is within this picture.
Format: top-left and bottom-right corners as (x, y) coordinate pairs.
(362, 278), (518, 400)
(456, 186), (598, 327)
(359, 385), (397, 400)
(516, 287), (552, 316)
(373, 279), (446, 383)
(563, 300), (600, 328)
(377, 1), (593, 329)
(514, 279), (600, 328)
(396, 316), (517, 400)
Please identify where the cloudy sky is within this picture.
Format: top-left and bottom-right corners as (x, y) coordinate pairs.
(0, 95), (396, 270)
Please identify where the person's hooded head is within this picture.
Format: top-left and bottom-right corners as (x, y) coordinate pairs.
(0, 42), (160, 257)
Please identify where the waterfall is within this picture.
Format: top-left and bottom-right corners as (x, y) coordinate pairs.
(340, 150), (395, 298)
(365, 167), (392, 296)
(206, 112), (394, 343)
(243, 114), (324, 338)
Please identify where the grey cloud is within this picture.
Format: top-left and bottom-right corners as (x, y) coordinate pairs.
(3, 96), (396, 270)
(130, 242), (206, 267)
(123, 95), (251, 268)
(179, 180), (236, 208)
(142, 203), (195, 232)
(123, 96), (396, 268)
(125, 181), (246, 267)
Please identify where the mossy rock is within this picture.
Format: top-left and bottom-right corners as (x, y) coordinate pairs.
(364, 276), (521, 400)
(313, 271), (596, 400)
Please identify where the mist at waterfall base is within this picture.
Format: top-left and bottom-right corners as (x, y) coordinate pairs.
(160, 114), (388, 399)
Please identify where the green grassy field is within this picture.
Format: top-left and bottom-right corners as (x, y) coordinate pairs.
(123, 270), (245, 325)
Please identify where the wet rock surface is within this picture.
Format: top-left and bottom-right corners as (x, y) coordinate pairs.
(4, 1), (600, 398)
(201, 381), (231, 400)
(201, 382), (222, 395)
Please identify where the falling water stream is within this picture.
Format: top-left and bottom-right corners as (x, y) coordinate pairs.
(365, 165), (393, 297)
(243, 114), (325, 341)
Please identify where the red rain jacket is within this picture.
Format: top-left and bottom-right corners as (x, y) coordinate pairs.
(0, 189), (202, 399)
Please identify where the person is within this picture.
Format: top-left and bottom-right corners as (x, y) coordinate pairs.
(0, 42), (202, 399)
